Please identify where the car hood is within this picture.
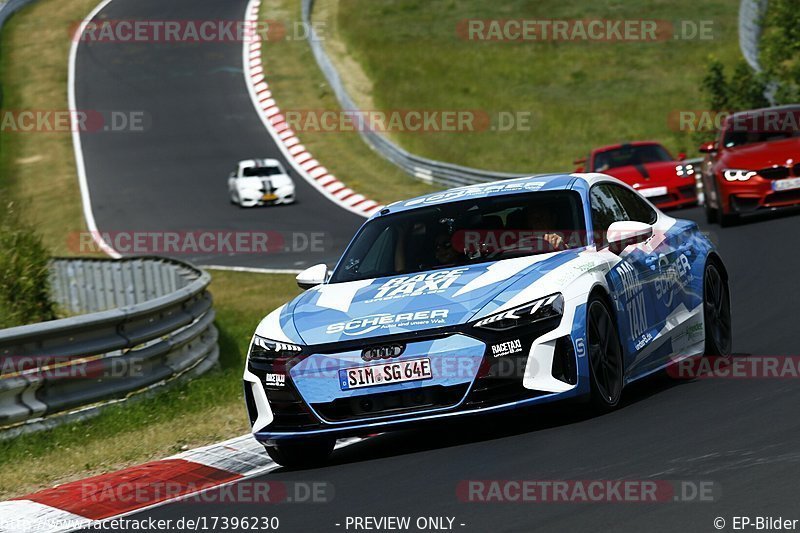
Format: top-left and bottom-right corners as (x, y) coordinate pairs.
(718, 137), (800, 169)
(287, 250), (581, 345)
(603, 161), (680, 185)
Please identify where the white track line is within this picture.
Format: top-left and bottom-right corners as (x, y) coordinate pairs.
(241, 0), (382, 218)
(68, 0), (120, 258)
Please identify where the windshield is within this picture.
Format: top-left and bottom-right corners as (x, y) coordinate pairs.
(722, 110), (800, 148)
(592, 144), (672, 171)
(242, 165), (283, 177)
(330, 191), (587, 283)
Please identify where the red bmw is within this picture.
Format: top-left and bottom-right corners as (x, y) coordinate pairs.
(699, 105), (800, 226)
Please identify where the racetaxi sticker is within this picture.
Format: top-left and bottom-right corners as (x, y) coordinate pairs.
(491, 339), (523, 357)
(369, 268), (468, 302)
(264, 373), (285, 387)
(616, 261), (647, 341)
(326, 309), (450, 336)
(404, 180), (545, 206)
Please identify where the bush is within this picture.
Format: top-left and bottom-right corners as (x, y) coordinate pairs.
(760, 0), (800, 103)
(0, 202), (56, 329)
(701, 58), (770, 113)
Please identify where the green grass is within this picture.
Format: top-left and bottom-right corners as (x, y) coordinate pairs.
(257, 0), (438, 202)
(0, 270), (302, 498)
(328, 0), (742, 172)
(0, 0), (304, 497)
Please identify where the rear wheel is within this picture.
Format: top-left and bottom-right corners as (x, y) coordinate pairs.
(703, 262), (732, 357)
(586, 295), (624, 411)
(264, 438), (335, 469)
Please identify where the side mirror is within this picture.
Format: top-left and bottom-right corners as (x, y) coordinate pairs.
(296, 264), (328, 290)
(606, 221), (653, 254)
(698, 141), (717, 154)
(573, 157), (587, 165)
(677, 152), (687, 161)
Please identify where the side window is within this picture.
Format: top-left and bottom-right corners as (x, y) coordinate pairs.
(590, 185), (627, 245)
(609, 184), (657, 224)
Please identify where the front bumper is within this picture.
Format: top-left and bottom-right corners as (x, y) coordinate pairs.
(244, 303), (590, 442)
(718, 176), (800, 214)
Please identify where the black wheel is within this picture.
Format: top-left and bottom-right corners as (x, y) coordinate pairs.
(264, 438), (335, 469)
(586, 295), (624, 411)
(703, 262), (732, 357)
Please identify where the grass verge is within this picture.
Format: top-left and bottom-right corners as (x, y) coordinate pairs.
(0, 0), (303, 497)
(328, 0), (742, 172)
(257, 0), (438, 202)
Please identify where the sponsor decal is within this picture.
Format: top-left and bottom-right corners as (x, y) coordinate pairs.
(326, 310), (450, 336)
(616, 261), (648, 341)
(575, 338), (587, 358)
(655, 253), (693, 307)
(491, 339), (523, 358)
(404, 180), (545, 207)
(369, 268), (468, 302)
(263, 373), (285, 387)
(635, 332), (653, 351)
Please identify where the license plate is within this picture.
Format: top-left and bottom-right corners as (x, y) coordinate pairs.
(262, 193), (278, 201)
(638, 186), (668, 198)
(772, 178), (800, 192)
(339, 358), (433, 391)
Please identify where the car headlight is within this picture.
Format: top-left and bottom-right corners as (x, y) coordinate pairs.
(473, 293), (564, 332)
(723, 169), (757, 181)
(248, 335), (303, 363)
(675, 164), (695, 177)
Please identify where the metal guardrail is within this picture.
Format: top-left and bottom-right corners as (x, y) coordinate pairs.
(304, 0), (767, 187)
(0, 257), (218, 438)
(301, 0), (527, 187)
(739, 0), (777, 104)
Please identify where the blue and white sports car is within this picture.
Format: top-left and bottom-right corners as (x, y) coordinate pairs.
(244, 174), (731, 467)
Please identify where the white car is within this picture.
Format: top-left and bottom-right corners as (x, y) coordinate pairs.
(228, 159), (295, 207)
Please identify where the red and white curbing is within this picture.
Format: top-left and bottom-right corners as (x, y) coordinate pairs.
(0, 435), (363, 532)
(242, 0), (383, 218)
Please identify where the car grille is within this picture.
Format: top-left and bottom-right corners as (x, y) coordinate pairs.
(247, 361), (320, 430)
(757, 163), (800, 180)
(313, 384), (469, 422)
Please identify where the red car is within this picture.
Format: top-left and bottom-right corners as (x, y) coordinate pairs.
(699, 105), (800, 226)
(574, 141), (698, 210)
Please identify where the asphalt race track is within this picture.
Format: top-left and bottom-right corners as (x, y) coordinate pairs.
(89, 201), (800, 530)
(75, 0), (800, 531)
(74, 0), (364, 270)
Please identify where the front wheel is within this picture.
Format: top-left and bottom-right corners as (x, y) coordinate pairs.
(703, 262), (732, 357)
(264, 438), (335, 469)
(586, 295), (624, 411)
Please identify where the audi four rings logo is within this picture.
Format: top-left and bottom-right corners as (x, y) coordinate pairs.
(361, 344), (405, 362)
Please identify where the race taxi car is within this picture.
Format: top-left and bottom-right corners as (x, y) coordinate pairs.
(227, 158), (295, 207)
(574, 141), (697, 210)
(699, 105), (800, 226)
(244, 174), (731, 467)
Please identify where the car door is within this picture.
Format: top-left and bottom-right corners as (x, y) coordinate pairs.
(590, 183), (664, 376)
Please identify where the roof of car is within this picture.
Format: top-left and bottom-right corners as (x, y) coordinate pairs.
(238, 158), (282, 167)
(590, 141), (665, 154)
(375, 173), (619, 216)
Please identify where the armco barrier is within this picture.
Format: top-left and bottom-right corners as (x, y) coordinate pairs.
(0, 257), (218, 437)
(300, 0), (528, 187)
(302, 0), (767, 186)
